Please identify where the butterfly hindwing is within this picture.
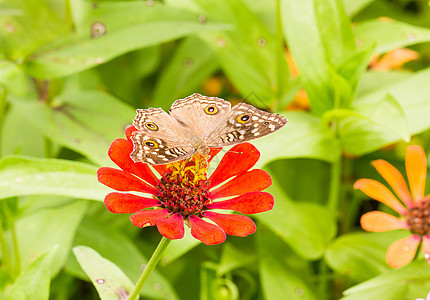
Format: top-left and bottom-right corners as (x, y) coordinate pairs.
(130, 131), (195, 165)
(206, 103), (287, 147)
(131, 108), (195, 164)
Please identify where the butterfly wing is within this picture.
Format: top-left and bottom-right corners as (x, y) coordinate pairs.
(169, 93), (231, 138)
(130, 108), (195, 165)
(206, 103), (288, 147)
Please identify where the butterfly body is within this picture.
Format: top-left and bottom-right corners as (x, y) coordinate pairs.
(130, 93), (287, 165)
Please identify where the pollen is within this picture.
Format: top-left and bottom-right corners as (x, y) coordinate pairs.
(406, 198), (430, 236)
(156, 153), (211, 217)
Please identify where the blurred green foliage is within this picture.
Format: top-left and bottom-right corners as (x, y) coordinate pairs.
(1, 0), (430, 299)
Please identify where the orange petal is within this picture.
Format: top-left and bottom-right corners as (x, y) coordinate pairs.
(421, 236), (430, 267)
(406, 145), (427, 202)
(386, 235), (420, 268)
(372, 159), (413, 208)
(372, 48), (419, 70)
(354, 179), (407, 215)
(361, 211), (409, 232)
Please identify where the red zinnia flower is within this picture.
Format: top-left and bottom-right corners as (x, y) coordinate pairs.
(355, 145), (430, 268)
(97, 126), (274, 245)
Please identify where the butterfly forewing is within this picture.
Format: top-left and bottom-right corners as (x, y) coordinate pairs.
(206, 103), (287, 147)
(169, 93), (231, 138)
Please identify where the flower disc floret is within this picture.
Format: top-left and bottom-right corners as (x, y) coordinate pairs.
(407, 199), (430, 236)
(157, 166), (211, 217)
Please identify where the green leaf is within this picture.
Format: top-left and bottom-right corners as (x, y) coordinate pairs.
(282, 0), (356, 113)
(281, 0), (331, 113)
(256, 175), (337, 259)
(6, 246), (57, 300)
(343, 260), (430, 300)
(257, 226), (316, 300)
(152, 36), (218, 109)
(200, 262), (239, 300)
(0, 60), (29, 96)
(73, 246), (134, 300)
(66, 219), (178, 299)
(26, 1), (228, 79)
(0, 156), (109, 200)
(195, 0), (289, 106)
(336, 46), (375, 107)
(0, 0), (67, 61)
(356, 70), (412, 98)
(338, 94), (410, 154)
(340, 67), (430, 155)
(354, 19), (430, 54)
(1, 104), (45, 158)
(97, 47), (160, 106)
(325, 231), (407, 281)
(16, 200), (87, 275)
(253, 111), (341, 165)
(11, 90), (135, 165)
(342, 0), (375, 16)
(314, 0), (356, 68)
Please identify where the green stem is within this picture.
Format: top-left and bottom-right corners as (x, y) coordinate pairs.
(0, 223), (14, 278)
(317, 259), (328, 298)
(318, 123), (342, 299)
(0, 87), (6, 157)
(127, 237), (171, 300)
(44, 137), (54, 158)
(3, 204), (20, 278)
(328, 155), (342, 215)
(10, 223), (20, 275)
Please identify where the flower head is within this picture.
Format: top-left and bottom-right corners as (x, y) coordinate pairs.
(97, 126), (274, 245)
(354, 145), (430, 268)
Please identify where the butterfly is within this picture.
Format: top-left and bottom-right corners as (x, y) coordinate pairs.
(130, 93), (287, 165)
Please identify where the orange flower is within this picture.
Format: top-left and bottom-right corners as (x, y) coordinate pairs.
(354, 145), (430, 268)
(369, 48), (419, 71)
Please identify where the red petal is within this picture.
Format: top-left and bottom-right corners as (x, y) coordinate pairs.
(208, 147), (222, 163)
(203, 211), (256, 237)
(104, 192), (161, 213)
(153, 165), (168, 176)
(209, 143), (260, 188)
(210, 169), (271, 199)
(108, 139), (159, 186)
(129, 209), (170, 227)
(386, 234), (420, 268)
(189, 215), (226, 245)
(97, 167), (158, 194)
(125, 125), (137, 142)
(207, 191), (274, 214)
(156, 213), (185, 240)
